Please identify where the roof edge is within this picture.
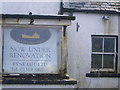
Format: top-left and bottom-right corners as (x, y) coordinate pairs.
(63, 8), (120, 15)
(1, 14), (76, 20)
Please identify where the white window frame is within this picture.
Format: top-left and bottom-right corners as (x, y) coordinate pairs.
(91, 36), (117, 72)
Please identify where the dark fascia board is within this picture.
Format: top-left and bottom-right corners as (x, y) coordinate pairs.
(86, 73), (120, 77)
(63, 8), (120, 15)
(1, 14), (75, 20)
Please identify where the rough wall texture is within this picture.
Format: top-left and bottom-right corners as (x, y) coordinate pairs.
(1, 1), (120, 89)
(1, 2), (60, 15)
(66, 13), (119, 88)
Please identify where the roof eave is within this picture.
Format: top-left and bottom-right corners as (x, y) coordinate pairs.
(1, 14), (76, 20)
(63, 8), (120, 15)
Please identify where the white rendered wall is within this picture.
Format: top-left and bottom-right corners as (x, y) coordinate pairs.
(67, 13), (119, 88)
(2, 84), (77, 88)
(1, 2), (60, 15)
(1, 1), (120, 89)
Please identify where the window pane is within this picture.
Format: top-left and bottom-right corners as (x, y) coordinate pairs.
(103, 54), (114, 68)
(92, 38), (103, 52)
(104, 38), (115, 52)
(91, 54), (102, 68)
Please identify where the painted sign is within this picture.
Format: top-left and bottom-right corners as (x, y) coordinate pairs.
(3, 27), (61, 74)
(10, 28), (51, 45)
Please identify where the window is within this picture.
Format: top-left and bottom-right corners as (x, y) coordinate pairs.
(91, 36), (117, 72)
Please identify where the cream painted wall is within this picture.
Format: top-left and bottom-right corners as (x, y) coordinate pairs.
(67, 13), (119, 88)
(2, 84), (77, 88)
(1, 1), (120, 89)
(1, 2), (60, 15)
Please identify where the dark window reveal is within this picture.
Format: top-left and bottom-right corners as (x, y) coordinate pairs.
(91, 36), (117, 72)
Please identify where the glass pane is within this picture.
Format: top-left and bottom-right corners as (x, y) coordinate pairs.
(104, 38), (115, 52)
(91, 54), (102, 68)
(92, 38), (103, 52)
(103, 54), (114, 68)
(3, 27), (61, 74)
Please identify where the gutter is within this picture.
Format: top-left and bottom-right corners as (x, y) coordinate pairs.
(1, 14), (75, 20)
(63, 8), (120, 15)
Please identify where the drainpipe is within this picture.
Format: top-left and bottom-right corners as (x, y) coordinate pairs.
(105, 20), (109, 34)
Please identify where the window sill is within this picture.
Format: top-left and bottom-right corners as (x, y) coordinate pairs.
(2, 74), (77, 85)
(86, 73), (120, 77)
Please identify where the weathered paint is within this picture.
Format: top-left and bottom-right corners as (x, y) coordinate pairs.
(67, 13), (119, 88)
(2, 84), (77, 88)
(0, 1), (120, 89)
(1, 2), (60, 15)
(2, 18), (71, 26)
